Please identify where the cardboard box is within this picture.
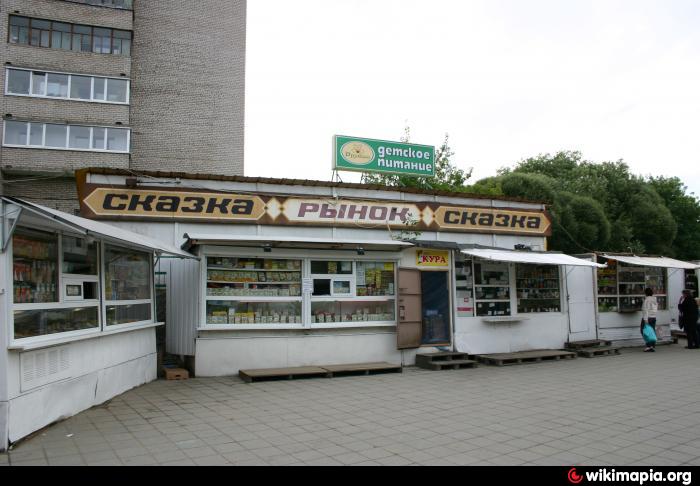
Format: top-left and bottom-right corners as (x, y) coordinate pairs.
(163, 367), (189, 380)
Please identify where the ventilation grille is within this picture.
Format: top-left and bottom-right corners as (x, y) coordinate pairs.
(20, 346), (72, 392)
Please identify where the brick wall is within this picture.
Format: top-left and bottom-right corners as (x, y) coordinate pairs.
(129, 0), (246, 175)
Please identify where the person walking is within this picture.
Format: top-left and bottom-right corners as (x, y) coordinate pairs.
(678, 289), (699, 349)
(642, 288), (658, 352)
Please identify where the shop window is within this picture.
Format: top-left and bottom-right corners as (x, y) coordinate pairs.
(205, 257), (302, 326)
(62, 235), (98, 275)
(13, 229), (58, 304)
(12, 230), (104, 340)
(207, 301), (302, 325)
(474, 261), (510, 316)
(14, 306), (99, 339)
(310, 260), (396, 325)
(596, 258), (667, 312)
(105, 245), (152, 326)
(455, 257), (475, 317)
(685, 269), (698, 299)
(516, 264), (561, 313)
(356, 261), (395, 296)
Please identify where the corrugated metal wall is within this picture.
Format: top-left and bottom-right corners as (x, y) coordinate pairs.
(166, 256), (200, 357)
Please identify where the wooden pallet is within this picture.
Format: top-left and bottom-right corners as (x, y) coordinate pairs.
(576, 346), (621, 358)
(565, 339), (612, 350)
(473, 350), (577, 366)
(239, 362), (402, 383)
(671, 330), (687, 344)
(322, 362), (403, 377)
(415, 352), (478, 371)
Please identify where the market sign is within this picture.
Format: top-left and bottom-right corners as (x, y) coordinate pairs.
(78, 185), (552, 237)
(333, 135), (435, 178)
(416, 250), (450, 267)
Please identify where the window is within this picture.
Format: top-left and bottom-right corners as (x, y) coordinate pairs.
(45, 124), (68, 147)
(11, 228), (154, 342)
(596, 258), (668, 312)
(106, 128), (128, 151)
(62, 0), (134, 10)
(51, 22), (72, 50)
(70, 75), (92, 99)
(474, 261), (511, 316)
(516, 264), (561, 313)
(68, 125), (91, 149)
(6, 69), (30, 95)
(4, 121), (131, 153)
(31, 72), (46, 96)
(310, 260), (396, 325)
(6, 68), (129, 104)
(4, 121), (28, 145)
(106, 78), (128, 102)
(104, 245), (152, 326)
(46, 73), (69, 97)
(8, 16), (132, 56)
(13, 229), (59, 304)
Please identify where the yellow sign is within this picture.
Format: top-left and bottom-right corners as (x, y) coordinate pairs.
(416, 250), (450, 267)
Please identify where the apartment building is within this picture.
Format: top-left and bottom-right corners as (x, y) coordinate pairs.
(0, 0), (246, 212)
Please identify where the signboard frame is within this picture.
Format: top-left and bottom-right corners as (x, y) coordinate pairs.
(333, 135), (436, 178)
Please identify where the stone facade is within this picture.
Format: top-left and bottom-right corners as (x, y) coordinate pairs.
(0, 0), (246, 206)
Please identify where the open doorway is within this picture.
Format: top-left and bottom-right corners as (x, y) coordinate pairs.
(421, 271), (451, 346)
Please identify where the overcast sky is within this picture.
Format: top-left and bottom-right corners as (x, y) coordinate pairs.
(244, 0), (700, 196)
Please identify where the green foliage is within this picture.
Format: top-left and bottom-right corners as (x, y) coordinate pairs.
(361, 130), (472, 191)
(470, 151), (692, 257)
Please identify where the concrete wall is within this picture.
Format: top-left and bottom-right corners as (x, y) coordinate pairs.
(6, 328), (156, 444)
(130, 0), (246, 174)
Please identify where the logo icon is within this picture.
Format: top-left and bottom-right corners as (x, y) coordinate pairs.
(568, 468), (584, 484)
(340, 141), (375, 166)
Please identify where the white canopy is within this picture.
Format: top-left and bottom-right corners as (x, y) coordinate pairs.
(183, 233), (413, 252)
(602, 254), (699, 270)
(4, 197), (195, 259)
(461, 248), (606, 267)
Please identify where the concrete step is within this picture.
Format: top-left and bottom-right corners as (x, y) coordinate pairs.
(565, 339), (612, 350)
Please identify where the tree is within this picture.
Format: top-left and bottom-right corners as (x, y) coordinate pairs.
(647, 176), (700, 260)
(361, 128), (472, 191)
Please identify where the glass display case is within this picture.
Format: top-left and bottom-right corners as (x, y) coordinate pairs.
(311, 300), (395, 324)
(105, 246), (151, 301)
(207, 257), (302, 297)
(474, 261), (511, 316)
(13, 229), (58, 304)
(62, 235), (98, 275)
(684, 269), (698, 299)
(596, 259), (668, 312)
(455, 258), (475, 317)
(516, 264), (561, 313)
(206, 300), (302, 325)
(14, 306), (99, 339)
(356, 261), (395, 296)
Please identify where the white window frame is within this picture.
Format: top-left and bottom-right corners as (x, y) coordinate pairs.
(596, 263), (668, 313)
(5, 67), (130, 104)
(2, 120), (131, 153)
(199, 247), (399, 331)
(102, 244), (155, 328)
(8, 229), (157, 346)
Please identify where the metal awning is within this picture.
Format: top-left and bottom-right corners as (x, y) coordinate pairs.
(601, 254), (699, 270)
(182, 234), (413, 252)
(2, 197), (196, 259)
(461, 247), (606, 267)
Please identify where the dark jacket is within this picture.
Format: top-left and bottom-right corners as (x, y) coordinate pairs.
(678, 296), (698, 328)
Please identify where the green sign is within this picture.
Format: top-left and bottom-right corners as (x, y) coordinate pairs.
(333, 135), (435, 178)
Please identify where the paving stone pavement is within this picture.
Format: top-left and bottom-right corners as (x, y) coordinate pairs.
(2, 345), (700, 466)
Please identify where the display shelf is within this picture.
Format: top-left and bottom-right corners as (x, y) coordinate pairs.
(207, 267), (301, 272)
(207, 280), (299, 285)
